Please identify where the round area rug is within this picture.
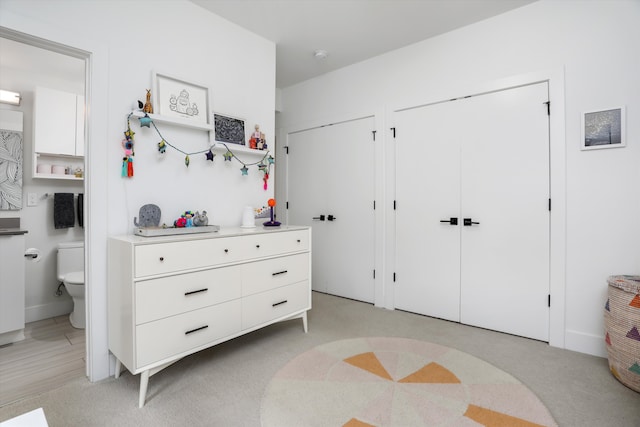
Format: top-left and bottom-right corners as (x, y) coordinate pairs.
(261, 337), (558, 427)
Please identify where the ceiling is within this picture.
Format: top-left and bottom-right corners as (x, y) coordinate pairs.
(190, 0), (537, 89)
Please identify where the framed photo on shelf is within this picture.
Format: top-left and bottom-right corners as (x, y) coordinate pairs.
(214, 114), (246, 145)
(581, 106), (625, 150)
(152, 71), (211, 125)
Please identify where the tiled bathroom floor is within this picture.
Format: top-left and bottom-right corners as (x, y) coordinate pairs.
(0, 316), (85, 407)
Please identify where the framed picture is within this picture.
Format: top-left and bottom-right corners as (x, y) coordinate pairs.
(214, 114), (245, 145)
(0, 110), (23, 210)
(152, 71), (211, 125)
(581, 106), (626, 150)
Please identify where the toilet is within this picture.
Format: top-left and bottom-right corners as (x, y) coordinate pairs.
(57, 241), (85, 329)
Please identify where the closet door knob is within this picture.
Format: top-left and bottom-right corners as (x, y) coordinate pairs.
(463, 218), (480, 226)
(439, 217), (458, 225)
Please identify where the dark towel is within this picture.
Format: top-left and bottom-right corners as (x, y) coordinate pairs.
(77, 193), (84, 228)
(54, 193), (75, 229)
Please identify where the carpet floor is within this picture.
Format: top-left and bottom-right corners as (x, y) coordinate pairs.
(0, 292), (638, 426)
(262, 337), (557, 427)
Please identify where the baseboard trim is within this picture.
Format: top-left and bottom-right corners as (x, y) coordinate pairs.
(25, 299), (73, 323)
(565, 329), (607, 358)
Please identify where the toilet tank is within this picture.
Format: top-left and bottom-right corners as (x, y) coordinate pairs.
(57, 241), (84, 281)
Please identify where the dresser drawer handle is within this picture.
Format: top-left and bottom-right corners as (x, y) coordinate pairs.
(297, 239), (301, 243)
(224, 249), (229, 253)
(159, 257), (164, 262)
(184, 288), (208, 296)
(185, 325), (209, 335)
(272, 270), (288, 276)
(272, 300), (288, 307)
(256, 244), (260, 249)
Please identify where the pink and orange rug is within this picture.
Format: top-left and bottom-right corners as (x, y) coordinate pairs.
(261, 337), (557, 427)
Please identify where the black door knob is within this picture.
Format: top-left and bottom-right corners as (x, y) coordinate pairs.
(463, 218), (480, 226)
(440, 217), (458, 225)
(312, 215), (325, 221)
(327, 215), (337, 221)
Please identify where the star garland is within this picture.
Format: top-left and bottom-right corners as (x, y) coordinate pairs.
(124, 112), (274, 189)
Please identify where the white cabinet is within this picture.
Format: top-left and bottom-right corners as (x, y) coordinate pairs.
(0, 233), (26, 346)
(33, 86), (84, 180)
(108, 226), (311, 407)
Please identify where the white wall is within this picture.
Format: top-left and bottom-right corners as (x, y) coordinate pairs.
(1, 0), (276, 380)
(278, 0), (640, 357)
(0, 44), (84, 322)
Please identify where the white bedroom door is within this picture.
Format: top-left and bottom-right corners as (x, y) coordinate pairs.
(395, 82), (550, 341)
(287, 117), (376, 303)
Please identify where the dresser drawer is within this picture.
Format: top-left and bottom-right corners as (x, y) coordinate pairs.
(134, 237), (245, 277)
(242, 281), (310, 330)
(242, 253), (309, 296)
(135, 265), (242, 324)
(241, 229), (309, 260)
(136, 299), (241, 368)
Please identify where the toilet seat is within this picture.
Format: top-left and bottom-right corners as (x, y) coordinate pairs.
(64, 271), (84, 285)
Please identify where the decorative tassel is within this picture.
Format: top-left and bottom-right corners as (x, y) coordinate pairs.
(122, 158), (128, 177)
(127, 158), (134, 177)
(263, 172), (269, 190)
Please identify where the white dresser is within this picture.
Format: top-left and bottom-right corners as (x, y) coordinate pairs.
(107, 226), (311, 407)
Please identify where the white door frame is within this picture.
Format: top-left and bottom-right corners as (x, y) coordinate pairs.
(1, 11), (111, 381)
(387, 69), (566, 349)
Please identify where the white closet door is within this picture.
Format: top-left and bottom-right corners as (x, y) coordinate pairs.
(460, 83), (550, 341)
(287, 117), (375, 303)
(395, 101), (462, 322)
(394, 82), (550, 341)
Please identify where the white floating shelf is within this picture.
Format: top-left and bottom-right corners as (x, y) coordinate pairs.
(131, 110), (213, 132)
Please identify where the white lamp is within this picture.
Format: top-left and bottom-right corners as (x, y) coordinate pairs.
(0, 90), (21, 106)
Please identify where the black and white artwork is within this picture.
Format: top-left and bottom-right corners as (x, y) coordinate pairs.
(152, 72), (210, 125)
(0, 110), (23, 210)
(214, 114), (245, 145)
(582, 107), (626, 150)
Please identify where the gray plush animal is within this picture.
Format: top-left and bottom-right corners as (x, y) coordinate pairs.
(134, 204), (161, 227)
(192, 210), (209, 227)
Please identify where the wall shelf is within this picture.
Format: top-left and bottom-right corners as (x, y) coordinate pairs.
(131, 110), (213, 132)
(131, 110), (272, 157)
(33, 153), (84, 181)
(211, 143), (269, 156)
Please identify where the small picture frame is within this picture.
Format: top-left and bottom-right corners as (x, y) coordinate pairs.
(214, 114), (245, 145)
(581, 106), (625, 150)
(152, 71), (211, 125)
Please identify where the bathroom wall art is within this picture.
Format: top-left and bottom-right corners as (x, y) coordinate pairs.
(152, 71), (211, 125)
(0, 109), (23, 210)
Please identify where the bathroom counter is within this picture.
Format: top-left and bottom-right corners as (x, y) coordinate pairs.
(0, 228), (28, 236)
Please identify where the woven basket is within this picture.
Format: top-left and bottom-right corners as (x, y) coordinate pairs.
(604, 275), (640, 393)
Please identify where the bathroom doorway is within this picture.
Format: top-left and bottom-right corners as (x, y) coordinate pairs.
(0, 28), (89, 403)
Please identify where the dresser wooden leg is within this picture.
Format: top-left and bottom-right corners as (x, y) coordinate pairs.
(138, 370), (150, 408)
(114, 358), (122, 379)
(302, 311), (308, 333)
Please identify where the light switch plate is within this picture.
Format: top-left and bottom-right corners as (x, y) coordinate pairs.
(27, 193), (38, 207)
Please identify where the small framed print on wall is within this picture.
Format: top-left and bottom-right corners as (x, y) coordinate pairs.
(152, 71), (211, 125)
(214, 114), (245, 145)
(581, 106), (626, 150)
